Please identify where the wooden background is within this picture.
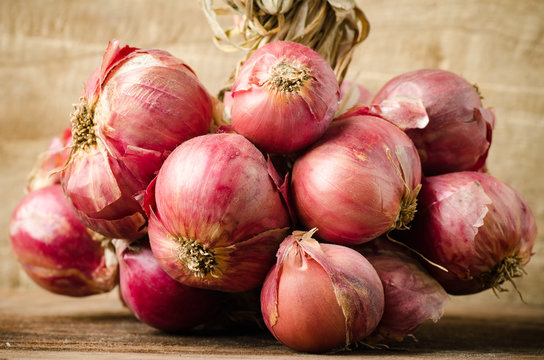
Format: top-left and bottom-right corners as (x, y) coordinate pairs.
(1, 0), (543, 307)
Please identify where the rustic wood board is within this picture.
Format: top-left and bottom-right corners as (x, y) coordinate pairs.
(1, 0), (543, 307)
(0, 290), (543, 359)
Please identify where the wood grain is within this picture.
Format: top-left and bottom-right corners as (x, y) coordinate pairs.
(0, 289), (543, 358)
(1, 0), (543, 306)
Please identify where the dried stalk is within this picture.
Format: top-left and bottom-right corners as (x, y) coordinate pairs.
(200, 0), (370, 97)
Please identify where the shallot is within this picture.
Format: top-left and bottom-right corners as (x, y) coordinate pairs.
(148, 133), (290, 293)
(116, 239), (224, 332)
(356, 237), (448, 343)
(291, 110), (422, 245)
(373, 68), (495, 175)
(231, 41), (340, 154)
(402, 171), (536, 295)
(261, 229), (384, 353)
(9, 184), (117, 296)
(62, 39), (213, 240)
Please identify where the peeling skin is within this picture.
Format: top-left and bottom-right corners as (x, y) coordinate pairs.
(405, 171), (536, 296)
(372, 69), (494, 175)
(264, 229), (384, 351)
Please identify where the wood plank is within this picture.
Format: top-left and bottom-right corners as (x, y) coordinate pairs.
(0, 290), (543, 358)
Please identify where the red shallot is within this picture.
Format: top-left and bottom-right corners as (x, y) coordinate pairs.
(9, 184), (117, 296)
(291, 111), (422, 245)
(62, 39), (213, 240)
(260, 229), (384, 353)
(230, 41), (340, 154)
(372, 68), (495, 176)
(148, 133), (290, 293)
(356, 237), (448, 343)
(116, 239), (224, 332)
(402, 171), (536, 295)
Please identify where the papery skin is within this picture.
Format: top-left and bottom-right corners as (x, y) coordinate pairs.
(231, 41), (340, 154)
(336, 80), (374, 116)
(291, 113), (422, 245)
(356, 237), (448, 343)
(9, 185), (118, 296)
(116, 239), (224, 332)
(63, 142), (148, 239)
(62, 39), (213, 240)
(403, 171), (536, 295)
(27, 127), (72, 193)
(260, 230), (384, 353)
(148, 133), (291, 292)
(221, 91), (234, 123)
(373, 68), (495, 176)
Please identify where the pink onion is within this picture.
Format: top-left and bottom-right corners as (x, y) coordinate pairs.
(291, 110), (422, 245)
(402, 171), (537, 295)
(261, 229), (384, 353)
(356, 237), (448, 343)
(372, 68), (495, 176)
(148, 133), (291, 293)
(9, 184), (118, 296)
(27, 127), (72, 193)
(62, 39), (213, 240)
(116, 239), (224, 332)
(230, 41), (340, 154)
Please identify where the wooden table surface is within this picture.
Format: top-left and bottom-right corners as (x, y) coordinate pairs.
(1, 289), (543, 359)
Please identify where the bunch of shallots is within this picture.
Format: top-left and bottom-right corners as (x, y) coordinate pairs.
(9, 38), (536, 354)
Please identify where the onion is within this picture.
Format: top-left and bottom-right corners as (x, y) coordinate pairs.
(9, 184), (117, 296)
(230, 41), (340, 154)
(62, 39), (213, 240)
(356, 237), (448, 343)
(115, 239), (224, 332)
(291, 110), (422, 245)
(260, 229), (384, 353)
(402, 171), (537, 295)
(148, 133), (291, 293)
(372, 68), (495, 176)
(27, 127), (72, 193)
